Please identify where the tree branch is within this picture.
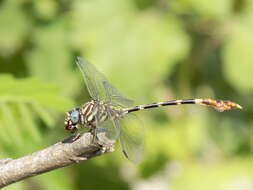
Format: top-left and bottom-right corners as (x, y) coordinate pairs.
(0, 132), (115, 188)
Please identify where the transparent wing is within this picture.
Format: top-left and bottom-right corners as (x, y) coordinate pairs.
(103, 81), (134, 107)
(95, 119), (120, 145)
(76, 57), (133, 107)
(95, 106), (120, 145)
(119, 114), (144, 164)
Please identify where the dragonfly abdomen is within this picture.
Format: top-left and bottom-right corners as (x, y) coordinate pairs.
(125, 98), (242, 113)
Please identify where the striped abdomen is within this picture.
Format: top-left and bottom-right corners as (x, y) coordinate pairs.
(124, 98), (242, 113)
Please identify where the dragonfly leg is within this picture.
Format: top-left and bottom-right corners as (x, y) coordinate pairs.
(66, 127), (81, 142)
(71, 133), (81, 142)
(89, 128), (99, 144)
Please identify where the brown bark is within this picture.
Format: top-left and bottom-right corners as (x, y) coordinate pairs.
(0, 132), (114, 188)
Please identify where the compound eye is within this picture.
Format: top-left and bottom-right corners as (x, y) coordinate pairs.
(70, 110), (79, 124)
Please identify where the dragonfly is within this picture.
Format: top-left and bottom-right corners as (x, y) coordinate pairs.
(64, 57), (242, 163)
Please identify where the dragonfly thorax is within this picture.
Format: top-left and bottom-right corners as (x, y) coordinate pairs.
(79, 100), (124, 129)
(65, 100), (124, 133)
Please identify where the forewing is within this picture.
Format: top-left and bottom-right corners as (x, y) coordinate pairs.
(76, 57), (107, 101)
(76, 57), (133, 107)
(103, 81), (134, 107)
(119, 114), (144, 164)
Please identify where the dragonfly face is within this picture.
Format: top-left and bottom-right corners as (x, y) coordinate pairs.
(65, 108), (80, 133)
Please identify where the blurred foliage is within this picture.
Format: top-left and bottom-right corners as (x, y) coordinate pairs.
(0, 0), (252, 189)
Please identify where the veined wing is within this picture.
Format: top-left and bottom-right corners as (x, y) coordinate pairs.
(95, 119), (120, 146)
(119, 114), (144, 164)
(76, 57), (133, 107)
(103, 81), (134, 107)
(94, 105), (120, 145)
(96, 112), (144, 163)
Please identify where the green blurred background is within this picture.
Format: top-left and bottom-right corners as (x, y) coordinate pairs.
(0, 0), (252, 189)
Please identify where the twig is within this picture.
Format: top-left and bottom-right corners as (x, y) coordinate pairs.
(0, 132), (115, 188)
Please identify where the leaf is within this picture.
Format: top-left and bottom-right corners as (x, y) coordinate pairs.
(30, 101), (55, 128)
(33, 0), (58, 20)
(0, 74), (74, 150)
(223, 18), (253, 93)
(17, 102), (42, 141)
(25, 20), (78, 97)
(0, 1), (30, 56)
(0, 102), (23, 146)
(0, 102), (19, 145)
(171, 0), (231, 19)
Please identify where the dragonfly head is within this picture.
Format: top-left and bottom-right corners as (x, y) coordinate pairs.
(64, 108), (80, 133)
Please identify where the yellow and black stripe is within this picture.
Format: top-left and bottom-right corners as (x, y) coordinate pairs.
(124, 98), (242, 113)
